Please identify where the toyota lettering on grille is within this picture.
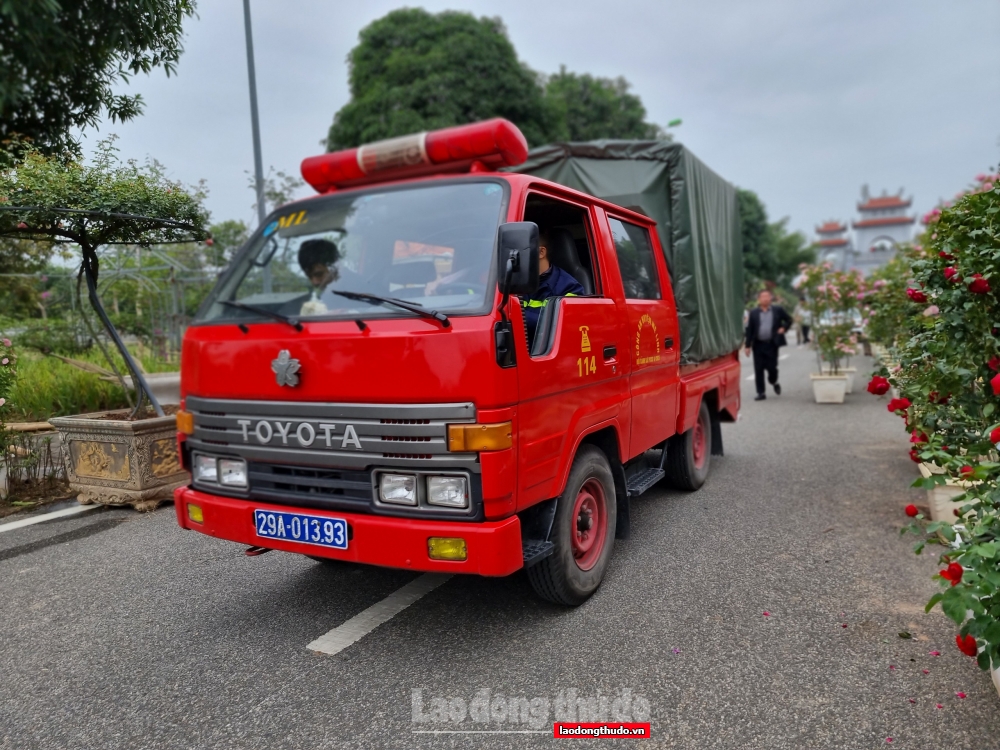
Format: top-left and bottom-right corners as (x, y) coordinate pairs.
(236, 420), (364, 450)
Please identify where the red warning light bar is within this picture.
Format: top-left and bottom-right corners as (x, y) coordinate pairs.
(301, 118), (528, 193)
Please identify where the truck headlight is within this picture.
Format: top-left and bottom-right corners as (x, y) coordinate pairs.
(379, 473), (417, 505)
(194, 454), (218, 483)
(219, 458), (248, 488)
(426, 476), (469, 508)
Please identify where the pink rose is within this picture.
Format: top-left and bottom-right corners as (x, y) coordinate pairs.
(922, 305), (939, 317)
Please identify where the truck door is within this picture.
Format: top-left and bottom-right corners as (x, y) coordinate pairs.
(605, 214), (681, 456)
(514, 193), (628, 506)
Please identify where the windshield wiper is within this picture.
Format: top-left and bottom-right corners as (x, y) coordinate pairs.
(328, 290), (451, 328)
(219, 299), (303, 332)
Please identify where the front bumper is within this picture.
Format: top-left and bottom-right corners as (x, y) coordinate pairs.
(174, 486), (523, 576)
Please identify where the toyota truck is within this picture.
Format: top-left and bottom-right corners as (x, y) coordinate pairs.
(173, 118), (743, 605)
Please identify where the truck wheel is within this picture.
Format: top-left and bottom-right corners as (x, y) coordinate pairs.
(527, 445), (617, 606)
(666, 400), (712, 491)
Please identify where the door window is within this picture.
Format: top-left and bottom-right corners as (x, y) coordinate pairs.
(609, 218), (660, 300)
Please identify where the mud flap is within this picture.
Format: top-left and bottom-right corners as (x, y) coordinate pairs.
(710, 406), (724, 456)
(611, 459), (630, 539)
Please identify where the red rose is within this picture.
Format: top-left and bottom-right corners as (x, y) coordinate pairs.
(943, 267), (961, 283)
(990, 426), (1000, 444)
(940, 562), (964, 586)
(906, 288), (928, 303)
(867, 375), (890, 395)
(956, 634), (978, 657)
(905, 504), (919, 517)
(990, 356), (1000, 371)
(910, 431), (929, 444)
(960, 465), (975, 478)
(205, 238), (214, 246)
(992, 372), (1000, 396)
(909, 449), (922, 463)
(887, 397), (911, 413)
(969, 274), (991, 294)
(939, 251), (955, 261)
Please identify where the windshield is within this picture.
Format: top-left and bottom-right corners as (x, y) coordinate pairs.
(196, 180), (507, 325)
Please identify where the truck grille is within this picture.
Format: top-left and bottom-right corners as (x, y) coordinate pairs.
(247, 463), (373, 512)
(185, 396), (478, 471)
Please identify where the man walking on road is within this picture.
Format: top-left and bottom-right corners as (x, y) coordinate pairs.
(744, 290), (793, 401)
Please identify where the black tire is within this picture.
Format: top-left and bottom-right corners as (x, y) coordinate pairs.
(527, 445), (617, 606)
(666, 400), (712, 491)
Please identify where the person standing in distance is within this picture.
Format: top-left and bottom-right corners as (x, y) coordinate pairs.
(744, 289), (793, 401)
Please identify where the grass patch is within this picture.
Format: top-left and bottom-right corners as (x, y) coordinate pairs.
(6, 347), (177, 422)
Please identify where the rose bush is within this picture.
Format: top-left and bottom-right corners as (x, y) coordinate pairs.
(0, 338), (16, 424)
(797, 263), (863, 374)
(869, 172), (1000, 673)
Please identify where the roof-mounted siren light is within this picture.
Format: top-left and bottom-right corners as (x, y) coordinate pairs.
(301, 118), (528, 193)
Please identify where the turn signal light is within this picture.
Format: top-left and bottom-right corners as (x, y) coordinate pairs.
(176, 410), (194, 435)
(187, 503), (204, 524)
(427, 537), (468, 561)
(447, 422), (512, 452)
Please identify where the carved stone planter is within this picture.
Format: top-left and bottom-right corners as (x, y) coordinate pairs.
(49, 411), (187, 511)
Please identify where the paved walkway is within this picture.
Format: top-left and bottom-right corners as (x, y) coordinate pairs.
(1, 343), (998, 748)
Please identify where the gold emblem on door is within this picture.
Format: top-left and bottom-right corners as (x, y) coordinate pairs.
(579, 325), (592, 353)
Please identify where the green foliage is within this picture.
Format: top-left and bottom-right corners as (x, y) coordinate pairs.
(862, 248), (917, 349)
(738, 189), (815, 297)
(207, 220), (249, 265)
(327, 9), (553, 149)
(0, 137), (209, 249)
(879, 174), (1000, 671)
(544, 67), (664, 141)
(0, 236), (59, 317)
(14, 318), (92, 355)
(0, 0), (197, 154)
(6, 351), (130, 421)
(0, 337), (15, 423)
(326, 9), (665, 150)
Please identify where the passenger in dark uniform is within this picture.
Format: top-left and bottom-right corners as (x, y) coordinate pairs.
(521, 230), (585, 344)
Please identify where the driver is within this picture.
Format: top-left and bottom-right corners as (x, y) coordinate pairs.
(298, 239), (341, 291)
(297, 239), (341, 316)
(522, 229), (584, 343)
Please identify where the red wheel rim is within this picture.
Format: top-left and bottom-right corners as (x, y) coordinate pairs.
(571, 478), (608, 571)
(692, 414), (707, 469)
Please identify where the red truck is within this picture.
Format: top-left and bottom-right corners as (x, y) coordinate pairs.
(174, 119), (742, 605)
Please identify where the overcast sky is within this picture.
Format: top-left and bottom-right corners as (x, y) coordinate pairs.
(80, 0), (1000, 238)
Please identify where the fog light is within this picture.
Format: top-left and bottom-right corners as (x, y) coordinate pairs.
(194, 454), (218, 483)
(187, 503), (203, 524)
(428, 537), (467, 561)
(219, 458), (248, 488)
(379, 473), (417, 505)
(426, 476), (469, 508)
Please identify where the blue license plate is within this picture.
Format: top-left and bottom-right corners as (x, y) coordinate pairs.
(253, 509), (348, 550)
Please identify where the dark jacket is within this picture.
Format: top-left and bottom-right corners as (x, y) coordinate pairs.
(522, 265), (584, 342)
(745, 304), (793, 348)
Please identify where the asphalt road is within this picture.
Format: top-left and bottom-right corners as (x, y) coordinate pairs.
(2, 344), (998, 749)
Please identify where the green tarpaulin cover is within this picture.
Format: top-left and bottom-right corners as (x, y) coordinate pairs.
(514, 141), (744, 364)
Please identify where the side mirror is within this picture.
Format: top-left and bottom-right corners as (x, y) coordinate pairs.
(497, 222), (540, 297)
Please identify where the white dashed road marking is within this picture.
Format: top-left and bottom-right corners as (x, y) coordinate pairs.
(780, 354), (790, 361)
(307, 573), (452, 655)
(746, 375), (755, 381)
(0, 503), (102, 533)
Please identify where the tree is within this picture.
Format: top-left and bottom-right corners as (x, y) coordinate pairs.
(0, 138), (209, 415)
(327, 9), (555, 150)
(738, 188), (775, 295)
(544, 67), (664, 141)
(738, 188), (815, 297)
(0, 0), (196, 154)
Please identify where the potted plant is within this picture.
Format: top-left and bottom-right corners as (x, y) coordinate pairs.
(0, 139), (208, 509)
(799, 264), (857, 403)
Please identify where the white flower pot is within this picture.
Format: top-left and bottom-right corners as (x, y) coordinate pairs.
(918, 462), (973, 525)
(810, 373), (848, 404)
(823, 366), (856, 393)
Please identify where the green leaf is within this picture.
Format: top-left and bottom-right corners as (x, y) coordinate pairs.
(925, 592), (943, 613)
(986, 403), (996, 417)
(898, 631), (912, 639)
(942, 594), (969, 625)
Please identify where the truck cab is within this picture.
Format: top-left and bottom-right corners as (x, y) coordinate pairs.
(174, 119), (740, 605)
